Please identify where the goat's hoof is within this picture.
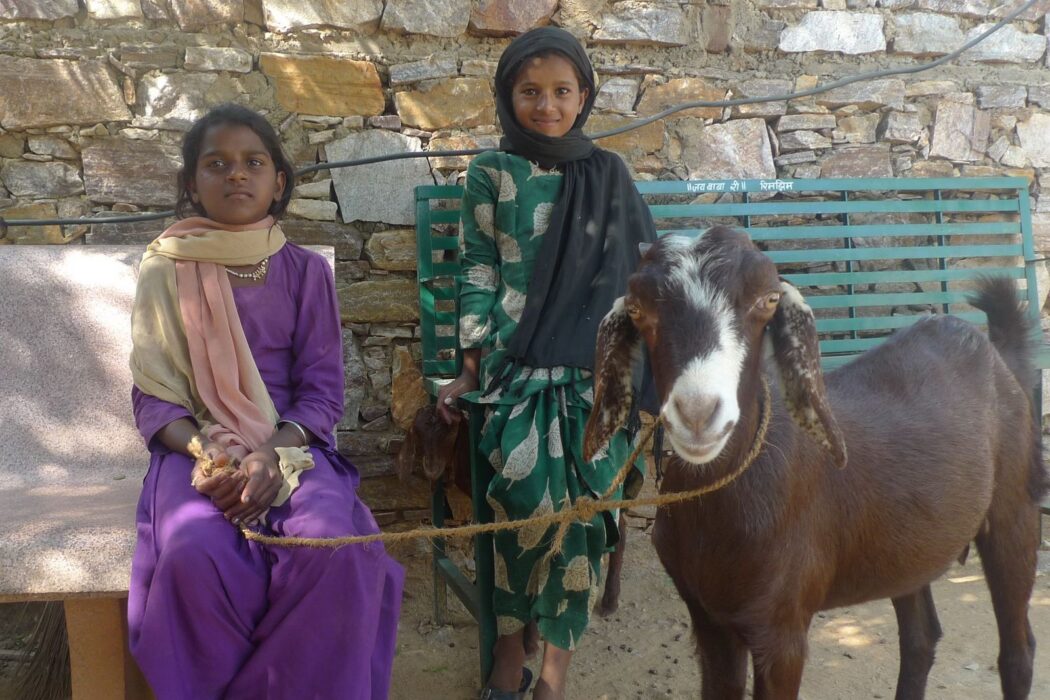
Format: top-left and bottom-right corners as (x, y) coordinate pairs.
(595, 597), (619, 618)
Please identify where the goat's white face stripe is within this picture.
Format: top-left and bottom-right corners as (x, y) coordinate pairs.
(661, 291), (745, 465)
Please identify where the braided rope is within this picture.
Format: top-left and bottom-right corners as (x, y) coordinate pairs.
(240, 379), (773, 550)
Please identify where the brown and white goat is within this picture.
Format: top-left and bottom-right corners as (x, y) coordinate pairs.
(584, 227), (1046, 699)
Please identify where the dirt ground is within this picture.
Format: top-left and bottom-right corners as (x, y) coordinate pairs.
(388, 514), (1050, 700)
(1, 519), (1047, 700)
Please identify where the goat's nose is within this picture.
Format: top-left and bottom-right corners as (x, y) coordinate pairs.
(673, 395), (722, 436)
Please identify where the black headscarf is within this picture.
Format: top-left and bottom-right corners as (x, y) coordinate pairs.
(492, 27), (658, 378)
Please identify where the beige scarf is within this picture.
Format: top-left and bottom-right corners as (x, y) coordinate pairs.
(130, 216), (312, 507)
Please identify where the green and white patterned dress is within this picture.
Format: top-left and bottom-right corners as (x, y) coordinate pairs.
(458, 150), (639, 650)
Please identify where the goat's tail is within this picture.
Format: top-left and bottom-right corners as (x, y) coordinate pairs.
(969, 276), (1048, 504)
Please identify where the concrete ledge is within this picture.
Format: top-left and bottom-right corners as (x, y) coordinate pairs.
(0, 246), (147, 599)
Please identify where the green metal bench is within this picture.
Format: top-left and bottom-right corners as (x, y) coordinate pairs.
(414, 175), (1050, 683)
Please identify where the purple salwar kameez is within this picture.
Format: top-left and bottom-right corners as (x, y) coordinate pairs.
(128, 243), (404, 700)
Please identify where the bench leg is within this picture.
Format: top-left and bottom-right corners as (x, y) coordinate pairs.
(468, 404), (497, 686)
(64, 598), (153, 700)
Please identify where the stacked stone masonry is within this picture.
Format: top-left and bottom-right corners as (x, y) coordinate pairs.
(1, 0), (1048, 520)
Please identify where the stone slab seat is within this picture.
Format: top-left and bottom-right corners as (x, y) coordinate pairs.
(0, 245), (152, 699)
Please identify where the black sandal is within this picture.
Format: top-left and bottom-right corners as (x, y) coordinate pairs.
(479, 667), (533, 700)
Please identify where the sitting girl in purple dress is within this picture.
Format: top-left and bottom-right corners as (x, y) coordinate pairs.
(127, 103), (403, 700)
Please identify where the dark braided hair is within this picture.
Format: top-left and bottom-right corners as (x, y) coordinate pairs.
(175, 103), (295, 219)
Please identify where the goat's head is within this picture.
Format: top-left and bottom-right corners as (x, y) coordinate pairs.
(584, 226), (846, 469)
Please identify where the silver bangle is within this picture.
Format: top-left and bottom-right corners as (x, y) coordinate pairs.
(278, 420), (309, 447)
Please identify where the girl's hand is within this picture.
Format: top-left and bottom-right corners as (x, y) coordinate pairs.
(224, 449), (283, 526)
(436, 370), (479, 424)
(191, 446), (247, 511)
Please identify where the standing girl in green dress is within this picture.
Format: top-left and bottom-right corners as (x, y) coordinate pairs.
(437, 27), (657, 700)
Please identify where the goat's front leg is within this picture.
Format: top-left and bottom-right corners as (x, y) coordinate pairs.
(681, 595), (748, 699)
(892, 585), (942, 700)
(751, 622), (809, 700)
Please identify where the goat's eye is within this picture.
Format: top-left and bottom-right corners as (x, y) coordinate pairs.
(754, 291), (781, 314)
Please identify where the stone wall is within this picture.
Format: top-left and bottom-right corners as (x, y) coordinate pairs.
(1, 0), (1048, 521)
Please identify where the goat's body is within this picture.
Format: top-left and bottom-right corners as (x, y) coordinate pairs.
(585, 228), (1043, 699)
(653, 313), (1042, 699)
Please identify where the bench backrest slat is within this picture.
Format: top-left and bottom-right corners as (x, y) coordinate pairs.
(415, 177), (1040, 379)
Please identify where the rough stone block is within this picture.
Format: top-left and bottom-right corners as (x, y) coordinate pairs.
(1029, 86), (1050, 108)
(261, 0), (384, 32)
(732, 79), (793, 118)
(892, 13), (964, 56)
(85, 0), (143, 19)
(1017, 113), (1050, 167)
(366, 229), (418, 272)
(637, 77), (725, 120)
(594, 1), (694, 46)
(468, 0), (558, 36)
(820, 145), (893, 177)
(1, 160), (83, 198)
(703, 5), (732, 53)
(975, 85), (1027, 109)
(779, 130), (832, 151)
(914, 0), (990, 17)
(0, 202), (62, 244)
(758, 0), (819, 6)
(260, 54), (384, 117)
(28, 136), (77, 159)
(816, 79), (905, 110)
(428, 133), (497, 170)
(394, 78), (495, 130)
(777, 113), (838, 131)
(120, 45), (180, 70)
(135, 72), (243, 131)
(82, 139), (182, 206)
(733, 17), (786, 52)
(171, 0), (244, 29)
(835, 113), (880, 144)
(291, 179), (334, 199)
(281, 219), (364, 258)
(588, 113), (664, 154)
(779, 11), (886, 54)
(0, 133), (25, 159)
(880, 111), (924, 143)
(595, 77), (640, 114)
(381, 0), (471, 37)
(929, 99), (990, 162)
(963, 24), (1046, 63)
(389, 58), (459, 87)
(287, 198), (338, 221)
(0, 0), (77, 18)
(341, 279), (420, 323)
(86, 216), (173, 245)
(905, 80), (959, 97)
(0, 57), (131, 130)
(184, 46), (253, 73)
(328, 129), (435, 225)
(681, 118), (775, 181)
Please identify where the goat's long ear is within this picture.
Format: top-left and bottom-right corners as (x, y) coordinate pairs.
(584, 298), (640, 462)
(769, 281), (848, 469)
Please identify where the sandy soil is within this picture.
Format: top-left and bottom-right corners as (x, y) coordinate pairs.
(388, 514), (1050, 700)
(2, 519), (1047, 699)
